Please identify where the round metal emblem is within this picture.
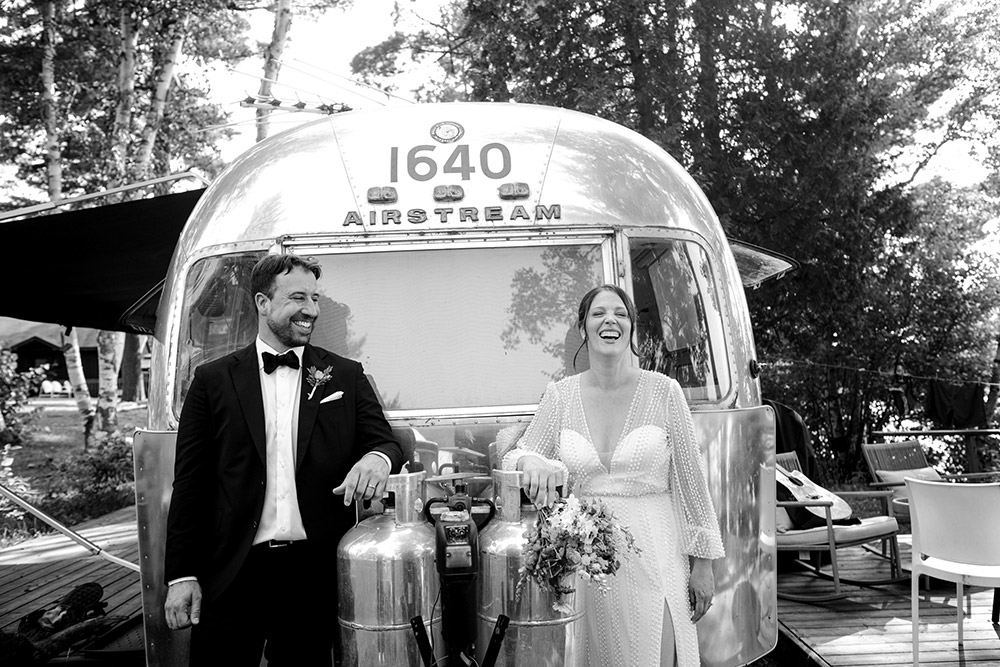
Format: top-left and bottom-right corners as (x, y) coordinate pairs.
(430, 121), (464, 144)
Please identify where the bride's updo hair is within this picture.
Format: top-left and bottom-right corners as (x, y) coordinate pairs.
(574, 285), (640, 368)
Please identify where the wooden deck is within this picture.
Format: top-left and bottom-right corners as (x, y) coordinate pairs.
(3, 507), (999, 666)
(776, 536), (1000, 666)
(0, 505), (142, 639)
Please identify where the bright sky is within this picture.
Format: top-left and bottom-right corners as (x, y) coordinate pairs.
(211, 0), (439, 160)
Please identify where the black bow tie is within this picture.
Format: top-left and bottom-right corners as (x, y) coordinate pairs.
(262, 350), (300, 374)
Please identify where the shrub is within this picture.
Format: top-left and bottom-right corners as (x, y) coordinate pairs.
(0, 432), (136, 546)
(0, 444), (44, 547)
(0, 348), (43, 446)
(40, 431), (136, 526)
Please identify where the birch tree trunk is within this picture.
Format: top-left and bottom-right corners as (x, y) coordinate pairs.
(134, 16), (187, 176)
(109, 7), (138, 187)
(255, 0), (293, 143)
(63, 328), (96, 449)
(41, 0), (96, 446)
(41, 0), (61, 199)
(94, 6), (140, 436)
(118, 18), (185, 402)
(95, 330), (124, 434)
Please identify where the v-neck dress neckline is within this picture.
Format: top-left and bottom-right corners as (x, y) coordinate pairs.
(577, 370), (646, 473)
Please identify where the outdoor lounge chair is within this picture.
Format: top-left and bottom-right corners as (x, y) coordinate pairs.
(776, 451), (906, 603)
(862, 440), (999, 517)
(906, 478), (1000, 666)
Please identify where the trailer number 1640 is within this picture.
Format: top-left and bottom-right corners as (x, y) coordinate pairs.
(389, 143), (512, 183)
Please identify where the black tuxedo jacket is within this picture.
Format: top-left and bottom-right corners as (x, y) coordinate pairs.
(164, 342), (403, 601)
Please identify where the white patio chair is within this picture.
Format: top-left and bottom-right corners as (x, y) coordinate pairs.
(906, 478), (1000, 666)
(40, 380), (55, 396)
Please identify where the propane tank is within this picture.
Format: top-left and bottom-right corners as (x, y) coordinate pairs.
(337, 471), (443, 667)
(477, 469), (584, 667)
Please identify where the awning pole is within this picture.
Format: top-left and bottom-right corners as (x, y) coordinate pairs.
(0, 172), (210, 223)
(0, 482), (140, 573)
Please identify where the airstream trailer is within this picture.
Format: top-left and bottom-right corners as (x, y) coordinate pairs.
(134, 102), (780, 667)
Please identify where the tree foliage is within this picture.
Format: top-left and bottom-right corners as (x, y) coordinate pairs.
(353, 0), (1000, 471)
(0, 0), (253, 205)
(0, 349), (43, 447)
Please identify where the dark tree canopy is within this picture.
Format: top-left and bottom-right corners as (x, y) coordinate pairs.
(352, 0), (1000, 471)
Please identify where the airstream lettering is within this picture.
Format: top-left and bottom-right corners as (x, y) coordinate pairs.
(343, 204), (562, 227)
(133, 103), (779, 667)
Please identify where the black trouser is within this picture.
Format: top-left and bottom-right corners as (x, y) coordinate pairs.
(190, 541), (336, 667)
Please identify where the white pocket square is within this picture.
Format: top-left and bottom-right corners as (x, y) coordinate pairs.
(320, 391), (344, 404)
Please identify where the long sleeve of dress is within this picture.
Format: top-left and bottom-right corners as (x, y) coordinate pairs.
(501, 381), (570, 478)
(665, 378), (725, 560)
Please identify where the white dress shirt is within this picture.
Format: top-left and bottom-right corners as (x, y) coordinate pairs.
(254, 337), (309, 544)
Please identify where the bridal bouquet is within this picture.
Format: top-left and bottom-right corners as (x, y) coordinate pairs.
(516, 494), (641, 613)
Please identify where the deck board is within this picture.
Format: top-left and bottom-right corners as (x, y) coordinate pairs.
(0, 505), (141, 637)
(777, 536), (1000, 666)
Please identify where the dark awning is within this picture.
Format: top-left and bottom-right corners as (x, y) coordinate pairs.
(0, 189), (203, 333)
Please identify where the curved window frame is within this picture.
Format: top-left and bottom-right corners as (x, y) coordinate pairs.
(618, 228), (736, 407)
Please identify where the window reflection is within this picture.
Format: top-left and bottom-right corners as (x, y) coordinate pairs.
(175, 252), (263, 408)
(631, 239), (730, 401)
(313, 244), (603, 410)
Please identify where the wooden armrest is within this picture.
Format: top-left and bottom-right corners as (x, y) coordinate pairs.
(940, 472), (999, 481)
(777, 499), (833, 508)
(869, 481), (904, 488)
(836, 490), (895, 499)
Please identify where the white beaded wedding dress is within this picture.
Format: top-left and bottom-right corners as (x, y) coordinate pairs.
(503, 370), (724, 667)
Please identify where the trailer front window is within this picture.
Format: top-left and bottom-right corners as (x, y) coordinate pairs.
(174, 243), (604, 414)
(309, 243), (604, 412)
(630, 238), (731, 402)
(174, 251), (263, 408)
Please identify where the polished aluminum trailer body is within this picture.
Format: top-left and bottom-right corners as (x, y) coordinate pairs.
(135, 102), (777, 666)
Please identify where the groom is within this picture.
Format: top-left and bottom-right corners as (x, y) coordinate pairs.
(163, 253), (404, 666)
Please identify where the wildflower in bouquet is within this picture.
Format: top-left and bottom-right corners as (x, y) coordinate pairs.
(516, 494), (641, 613)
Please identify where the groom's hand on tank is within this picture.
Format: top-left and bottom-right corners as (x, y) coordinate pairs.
(333, 453), (391, 505)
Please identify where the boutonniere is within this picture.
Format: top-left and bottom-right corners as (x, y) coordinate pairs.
(306, 365), (334, 400)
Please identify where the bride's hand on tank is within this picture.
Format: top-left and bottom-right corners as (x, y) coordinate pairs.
(518, 454), (563, 507)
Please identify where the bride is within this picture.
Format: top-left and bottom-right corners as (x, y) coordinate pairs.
(502, 284), (725, 667)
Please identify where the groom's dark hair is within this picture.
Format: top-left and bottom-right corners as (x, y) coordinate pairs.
(251, 253), (322, 299)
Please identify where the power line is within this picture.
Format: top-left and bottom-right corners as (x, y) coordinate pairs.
(763, 357), (1000, 389)
(285, 57), (416, 105)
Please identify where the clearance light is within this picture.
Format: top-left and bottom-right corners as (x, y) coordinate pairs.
(433, 185), (465, 202)
(498, 182), (530, 200)
(367, 187), (398, 203)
